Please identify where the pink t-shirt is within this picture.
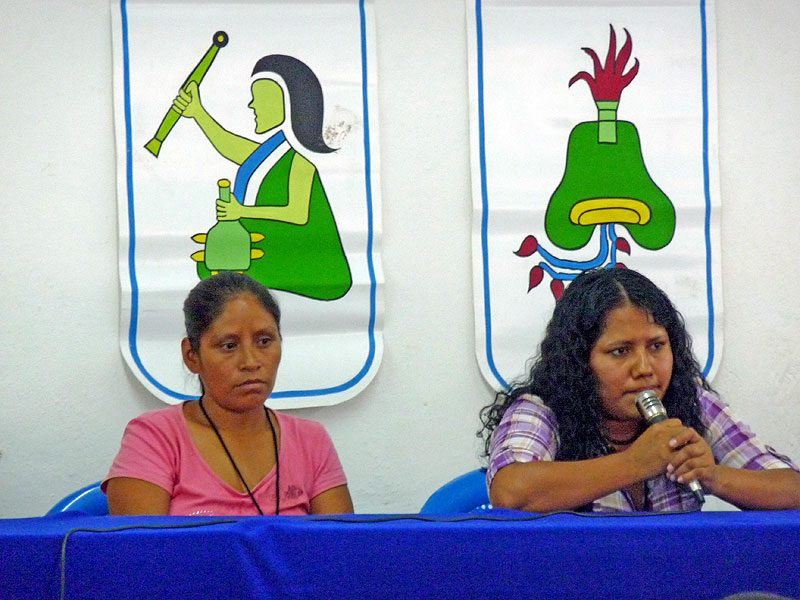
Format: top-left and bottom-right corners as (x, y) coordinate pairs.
(103, 404), (347, 516)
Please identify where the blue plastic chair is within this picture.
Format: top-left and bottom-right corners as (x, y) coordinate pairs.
(46, 481), (109, 516)
(419, 468), (491, 514)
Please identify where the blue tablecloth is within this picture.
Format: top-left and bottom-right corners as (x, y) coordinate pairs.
(2, 509), (799, 599)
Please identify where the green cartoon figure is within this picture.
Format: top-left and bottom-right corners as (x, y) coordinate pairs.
(516, 26), (677, 299)
(172, 53), (352, 301)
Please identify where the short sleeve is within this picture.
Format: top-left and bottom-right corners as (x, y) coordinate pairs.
(700, 389), (799, 472)
(102, 411), (180, 495)
(487, 395), (559, 488)
(302, 421), (348, 499)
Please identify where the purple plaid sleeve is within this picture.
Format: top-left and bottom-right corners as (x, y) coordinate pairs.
(700, 388), (799, 472)
(487, 395), (559, 488)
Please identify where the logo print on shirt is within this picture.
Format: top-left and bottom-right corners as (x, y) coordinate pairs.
(284, 485), (304, 499)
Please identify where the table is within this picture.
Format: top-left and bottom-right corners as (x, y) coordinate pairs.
(2, 510), (799, 599)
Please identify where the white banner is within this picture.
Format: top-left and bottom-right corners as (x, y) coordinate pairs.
(469, 0), (722, 389)
(113, 0), (383, 407)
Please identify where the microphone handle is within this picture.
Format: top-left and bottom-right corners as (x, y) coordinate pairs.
(647, 414), (705, 503)
(686, 480), (705, 504)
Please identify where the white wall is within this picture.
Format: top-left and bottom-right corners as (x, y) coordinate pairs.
(1, 0), (798, 517)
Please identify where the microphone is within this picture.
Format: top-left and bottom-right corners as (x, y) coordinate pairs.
(635, 390), (705, 504)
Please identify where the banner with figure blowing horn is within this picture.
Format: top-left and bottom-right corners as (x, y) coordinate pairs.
(468, 0), (722, 389)
(112, 0), (383, 407)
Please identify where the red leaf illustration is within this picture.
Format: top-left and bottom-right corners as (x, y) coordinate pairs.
(551, 279), (564, 300)
(515, 235), (539, 257)
(614, 262), (627, 269)
(615, 237), (631, 254)
(528, 266), (544, 291)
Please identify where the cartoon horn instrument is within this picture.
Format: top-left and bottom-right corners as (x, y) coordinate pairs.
(144, 31), (229, 157)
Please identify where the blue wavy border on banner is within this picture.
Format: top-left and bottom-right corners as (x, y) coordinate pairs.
(475, 0), (716, 390)
(121, 0), (378, 401)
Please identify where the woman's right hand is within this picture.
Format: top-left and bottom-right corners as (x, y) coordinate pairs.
(217, 192), (245, 221)
(172, 81), (204, 119)
(624, 418), (687, 480)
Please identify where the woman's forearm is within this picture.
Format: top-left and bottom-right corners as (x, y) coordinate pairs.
(708, 467), (800, 510)
(490, 452), (645, 512)
(192, 109), (258, 165)
(309, 485), (354, 515)
(106, 477), (171, 516)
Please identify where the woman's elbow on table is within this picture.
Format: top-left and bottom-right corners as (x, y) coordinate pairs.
(489, 464), (538, 511)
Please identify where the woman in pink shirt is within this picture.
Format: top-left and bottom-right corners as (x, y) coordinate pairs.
(104, 272), (353, 516)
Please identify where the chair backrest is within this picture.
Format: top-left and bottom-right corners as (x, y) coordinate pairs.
(46, 481), (109, 516)
(419, 468), (491, 514)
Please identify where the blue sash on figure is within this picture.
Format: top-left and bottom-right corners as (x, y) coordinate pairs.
(233, 131), (287, 203)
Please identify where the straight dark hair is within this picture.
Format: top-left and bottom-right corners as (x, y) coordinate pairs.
(183, 272), (281, 353)
(252, 54), (335, 154)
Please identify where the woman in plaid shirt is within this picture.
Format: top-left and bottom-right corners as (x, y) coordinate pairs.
(480, 268), (800, 512)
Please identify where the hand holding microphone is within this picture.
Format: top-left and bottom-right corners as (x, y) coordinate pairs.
(635, 390), (706, 504)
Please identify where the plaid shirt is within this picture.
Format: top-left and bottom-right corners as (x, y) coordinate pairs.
(487, 388), (798, 512)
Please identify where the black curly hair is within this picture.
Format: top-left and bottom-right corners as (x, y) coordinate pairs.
(478, 267), (711, 461)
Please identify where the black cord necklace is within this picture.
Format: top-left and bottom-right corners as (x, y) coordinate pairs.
(603, 431), (640, 446)
(601, 423), (644, 447)
(198, 398), (280, 516)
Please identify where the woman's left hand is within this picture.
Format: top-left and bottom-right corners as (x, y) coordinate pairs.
(665, 427), (719, 493)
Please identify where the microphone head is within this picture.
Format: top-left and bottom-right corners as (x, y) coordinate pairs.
(635, 390), (667, 424)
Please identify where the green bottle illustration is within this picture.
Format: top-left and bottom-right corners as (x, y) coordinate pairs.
(203, 179), (252, 273)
